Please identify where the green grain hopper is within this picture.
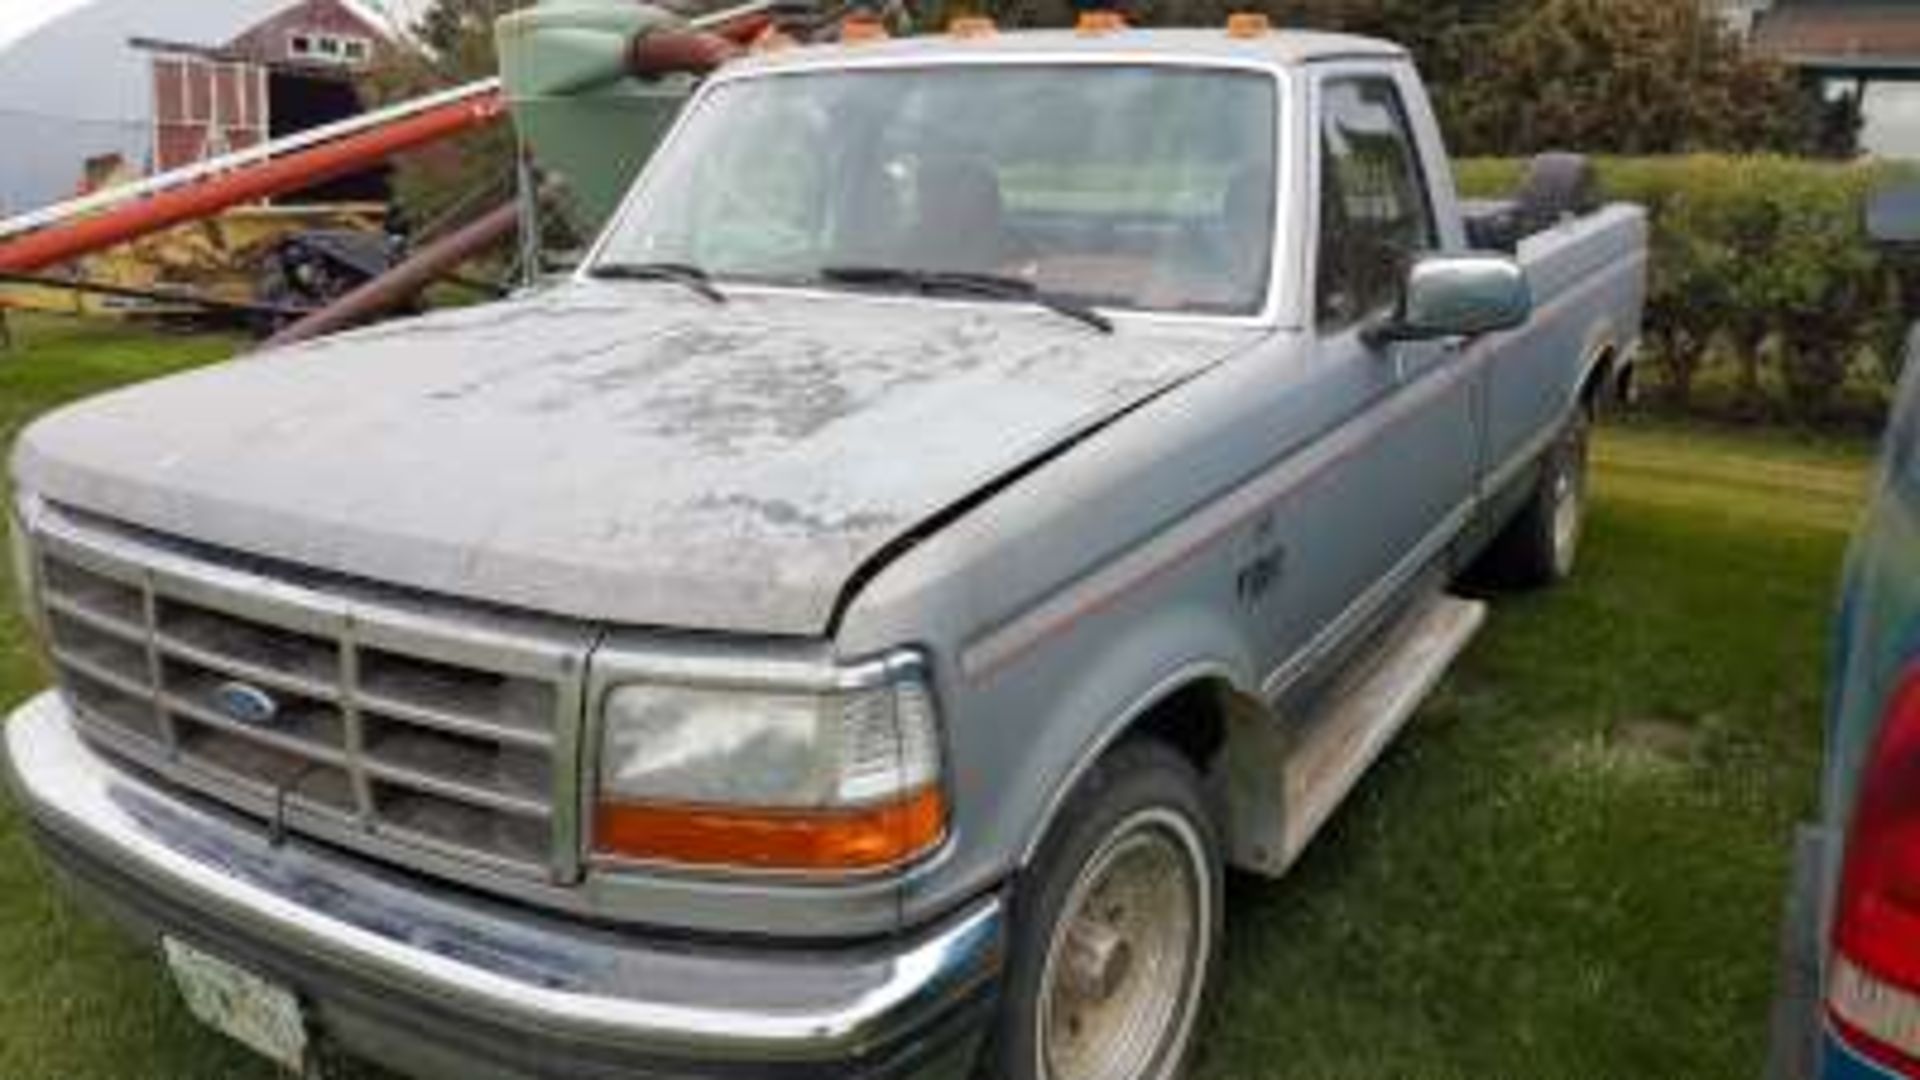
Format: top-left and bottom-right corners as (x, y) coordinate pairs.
(496, 1), (708, 237)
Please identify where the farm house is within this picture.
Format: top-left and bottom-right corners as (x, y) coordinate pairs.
(1754, 0), (1920, 157)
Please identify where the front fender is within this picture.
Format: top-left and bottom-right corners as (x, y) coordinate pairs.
(883, 587), (1266, 923)
(966, 596), (1260, 874)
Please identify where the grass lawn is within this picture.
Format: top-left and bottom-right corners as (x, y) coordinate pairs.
(0, 313), (1875, 1079)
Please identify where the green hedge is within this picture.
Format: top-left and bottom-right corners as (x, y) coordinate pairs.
(1457, 156), (1910, 428)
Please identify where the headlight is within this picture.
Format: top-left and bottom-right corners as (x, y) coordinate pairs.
(6, 494), (42, 637)
(594, 650), (946, 874)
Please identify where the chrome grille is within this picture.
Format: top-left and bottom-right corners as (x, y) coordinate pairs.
(28, 505), (590, 887)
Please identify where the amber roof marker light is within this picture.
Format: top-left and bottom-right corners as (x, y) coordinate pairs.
(1075, 8), (1128, 34)
(749, 24), (797, 52)
(839, 12), (890, 42)
(948, 14), (997, 38)
(1226, 11), (1271, 37)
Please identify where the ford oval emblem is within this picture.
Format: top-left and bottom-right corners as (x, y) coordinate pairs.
(213, 681), (281, 727)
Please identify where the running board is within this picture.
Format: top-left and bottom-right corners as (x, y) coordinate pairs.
(1277, 593), (1487, 867)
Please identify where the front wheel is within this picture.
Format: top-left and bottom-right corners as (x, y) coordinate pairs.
(990, 741), (1222, 1080)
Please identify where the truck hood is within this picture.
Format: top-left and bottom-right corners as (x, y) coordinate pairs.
(14, 285), (1257, 634)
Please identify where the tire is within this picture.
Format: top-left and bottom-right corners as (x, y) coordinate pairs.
(988, 741), (1222, 1080)
(1473, 409), (1590, 590)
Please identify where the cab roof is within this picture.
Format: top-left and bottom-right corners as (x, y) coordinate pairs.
(725, 27), (1408, 76)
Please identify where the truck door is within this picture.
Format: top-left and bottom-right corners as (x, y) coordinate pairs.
(1265, 71), (1479, 690)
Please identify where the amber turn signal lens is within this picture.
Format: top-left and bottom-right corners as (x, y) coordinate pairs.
(595, 787), (947, 872)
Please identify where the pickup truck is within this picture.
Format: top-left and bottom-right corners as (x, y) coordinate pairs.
(2, 22), (1647, 1080)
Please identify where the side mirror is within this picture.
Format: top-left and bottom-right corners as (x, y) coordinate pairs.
(1364, 253), (1532, 347)
(1868, 183), (1920, 248)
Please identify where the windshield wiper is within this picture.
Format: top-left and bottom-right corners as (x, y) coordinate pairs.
(819, 265), (1113, 334)
(589, 260), (726, 303)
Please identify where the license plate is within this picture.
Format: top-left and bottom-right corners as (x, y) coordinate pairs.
(163, 937), (308, 1072)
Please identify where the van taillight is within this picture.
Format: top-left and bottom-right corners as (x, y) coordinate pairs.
(1830, 668), (1920, 1072)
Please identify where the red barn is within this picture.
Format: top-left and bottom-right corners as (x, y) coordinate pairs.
(139, 0), (393, 196)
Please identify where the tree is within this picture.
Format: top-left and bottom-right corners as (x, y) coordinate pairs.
(414, 0), (529, 57)
(1445, 0), (1823, 156)
(358, 0), (534, 238)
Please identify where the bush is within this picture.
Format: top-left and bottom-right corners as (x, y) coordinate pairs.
(1460, 155), (1909, 428)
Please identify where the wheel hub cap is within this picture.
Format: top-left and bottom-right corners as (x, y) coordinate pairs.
(1040, 817), (1206, 1080)
(1552, 454), (1583, 572)
(1063, 920), (1134, 1002)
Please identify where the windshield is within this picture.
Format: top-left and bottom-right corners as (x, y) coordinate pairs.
(593, 64), (1280, 317)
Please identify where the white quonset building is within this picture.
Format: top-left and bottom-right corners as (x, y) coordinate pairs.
(0, 0), (397, 217)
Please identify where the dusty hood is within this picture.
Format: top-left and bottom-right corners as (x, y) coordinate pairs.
(14, 285), (1256, 634)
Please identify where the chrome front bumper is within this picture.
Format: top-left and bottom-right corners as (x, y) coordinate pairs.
(2, 691), (1003, 1079)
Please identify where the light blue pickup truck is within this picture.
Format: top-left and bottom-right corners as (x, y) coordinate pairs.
(4, 23), (1645, 1080)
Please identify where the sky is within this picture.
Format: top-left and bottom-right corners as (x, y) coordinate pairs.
(0, 0), (430, 51)
(0, 0), (85, 50)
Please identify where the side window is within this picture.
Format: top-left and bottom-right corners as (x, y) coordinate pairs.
(1315, 76), (1437, 331)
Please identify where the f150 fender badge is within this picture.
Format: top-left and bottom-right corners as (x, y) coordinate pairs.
(212, 681), (281, 727)
(1236, 512), (1286, 607)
